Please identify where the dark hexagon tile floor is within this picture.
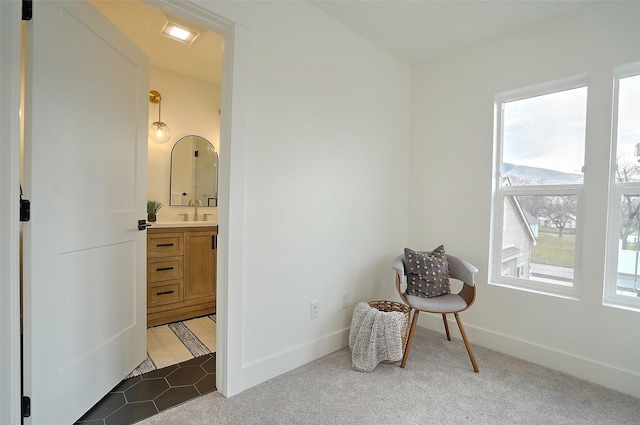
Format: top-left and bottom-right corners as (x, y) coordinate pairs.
(74, 353), (216, 425)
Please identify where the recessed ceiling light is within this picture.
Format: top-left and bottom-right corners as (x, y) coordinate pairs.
(161, 21), (199, 45)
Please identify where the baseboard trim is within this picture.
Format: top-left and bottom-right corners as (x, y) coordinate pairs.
(241, 327), (350, 392)
(419, 315), (640, 398)
(238, 317), (640, 399)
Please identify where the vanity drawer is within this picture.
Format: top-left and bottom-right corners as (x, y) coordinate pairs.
(148, 234), (184, 257)
(148, 280), (184, 307)
(148, 256), (183, 282)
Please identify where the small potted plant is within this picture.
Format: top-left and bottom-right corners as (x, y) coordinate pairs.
(147, 200), (163, 222)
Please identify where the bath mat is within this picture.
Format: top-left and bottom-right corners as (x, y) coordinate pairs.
(127, 314), (216, 377)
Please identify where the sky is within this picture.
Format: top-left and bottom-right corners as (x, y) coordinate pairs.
(502, 75), (640, 176)
(616, 74), (640, 169)
(502, 86), (587, 175)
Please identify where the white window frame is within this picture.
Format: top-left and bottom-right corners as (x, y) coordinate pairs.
(490, 75), (588, 299)
(604, 62), (640, 311)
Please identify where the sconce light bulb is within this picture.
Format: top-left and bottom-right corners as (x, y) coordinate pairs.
(148, 121), (171, 144)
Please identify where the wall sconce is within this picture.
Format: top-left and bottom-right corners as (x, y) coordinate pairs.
(149, 90), (171, 144)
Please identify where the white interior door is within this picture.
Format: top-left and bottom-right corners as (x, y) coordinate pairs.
(22, 2), (149, 424)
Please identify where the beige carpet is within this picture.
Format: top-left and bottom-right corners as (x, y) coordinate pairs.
(137, 325), (639, 425)
(127, 315), (216, 377)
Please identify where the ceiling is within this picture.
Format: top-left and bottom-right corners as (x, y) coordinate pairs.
(92, 0), (596, 85)
(91, 0), (224, 85)
(310, 1), (595, 65)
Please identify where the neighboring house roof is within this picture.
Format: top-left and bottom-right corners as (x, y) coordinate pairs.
(523, 210), (539, 225)
(502, 246), (521, 261)
(508, 195), (537, 245)
(503, 177), (538, 245)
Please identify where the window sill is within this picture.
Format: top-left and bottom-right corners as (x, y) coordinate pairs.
(603, 295), (640, 313)
(489, 280), (581, 301)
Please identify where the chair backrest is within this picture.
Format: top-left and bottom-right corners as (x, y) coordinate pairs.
(392, 252), (478, 287)
(391, 253), (406, 282)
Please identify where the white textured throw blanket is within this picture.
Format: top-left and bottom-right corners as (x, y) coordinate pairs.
(349, 302), (405, 372)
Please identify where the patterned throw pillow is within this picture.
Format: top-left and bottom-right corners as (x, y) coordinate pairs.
(404, 246), (451, 298)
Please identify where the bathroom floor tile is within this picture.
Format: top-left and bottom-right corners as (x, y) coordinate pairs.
(195, 373), (216, 394)
(77, 393), (127, 421)
(142, 364), (179, 380)
(180, 354), (213, 368)
(111, 376), (142, 392)
(72, 353), (216, 425)
(124, 378), (170, 402)
(103, 401), (158, 425)
(154, 386), (201, 412)
(201, 355), (216, 374)
(165, 365), (207, 386)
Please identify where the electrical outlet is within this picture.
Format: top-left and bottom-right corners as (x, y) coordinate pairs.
(310, 300), (320, 319)
(341, 293), (349, 310)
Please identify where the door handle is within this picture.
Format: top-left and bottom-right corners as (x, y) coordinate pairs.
(138, 219), (151, 231)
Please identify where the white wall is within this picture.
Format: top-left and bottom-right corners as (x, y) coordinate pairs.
(147, 66), (220, 222)
(410, 2), (640, 396)
(213, 1), (411, 388)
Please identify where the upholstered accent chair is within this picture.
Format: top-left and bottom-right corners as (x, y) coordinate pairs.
(392, 251), (479, 372)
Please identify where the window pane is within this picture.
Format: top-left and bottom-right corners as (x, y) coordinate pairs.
(615, 75), (640, 182)
(502, 87), (587, 186)
(616, 194), (640, 297)
(502, 195), (576, 285)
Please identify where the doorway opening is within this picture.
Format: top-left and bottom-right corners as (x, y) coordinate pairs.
(92, 0), (222, 371)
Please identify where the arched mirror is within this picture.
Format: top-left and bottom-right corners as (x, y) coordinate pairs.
(170, 135), (218, 207)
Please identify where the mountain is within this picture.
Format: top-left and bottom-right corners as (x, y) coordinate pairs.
(502, 163), (583, 185)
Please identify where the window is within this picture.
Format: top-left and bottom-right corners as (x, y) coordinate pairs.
(606, 66), (640, 309)
(491, 78), (588, 297)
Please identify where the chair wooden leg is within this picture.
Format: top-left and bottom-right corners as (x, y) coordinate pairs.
(442, 313), (451, 341)
(454, 313), (479, 373)
(400, 310), (419, 368)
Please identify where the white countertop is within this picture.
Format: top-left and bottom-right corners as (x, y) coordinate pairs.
(149, 221), (217, 228)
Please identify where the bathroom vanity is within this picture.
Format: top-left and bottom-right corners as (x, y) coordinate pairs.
(146, 224), (217, 327)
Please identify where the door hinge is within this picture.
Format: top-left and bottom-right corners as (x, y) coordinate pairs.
(22, 396), (31, 418)
(22, 0), (32, 21)
(20, 185), (30, 222)
(212, 234), (217, 250)
(20, 199), (30, 222)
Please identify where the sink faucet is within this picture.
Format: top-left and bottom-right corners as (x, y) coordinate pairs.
(188, 199), (202, 221)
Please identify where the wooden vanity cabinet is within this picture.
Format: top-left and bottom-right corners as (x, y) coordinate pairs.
(146, 226), (217, 327)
